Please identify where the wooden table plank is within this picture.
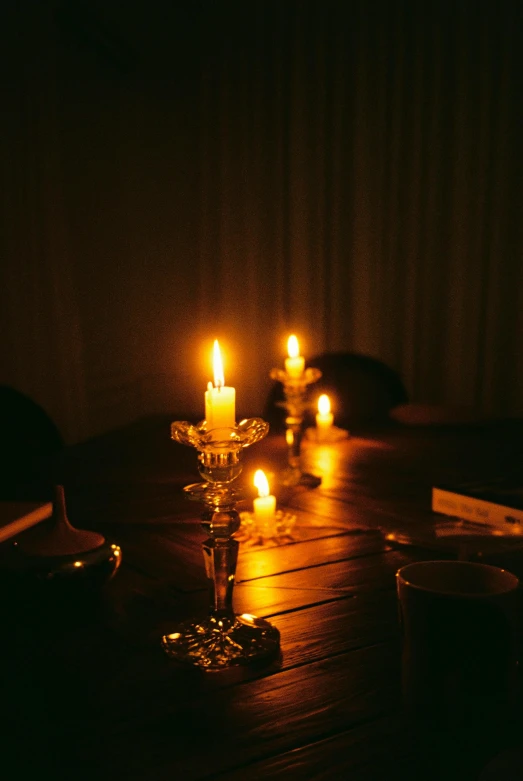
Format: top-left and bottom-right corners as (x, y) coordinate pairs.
(109, 524), (207, 590)
(236, 549), (413, 595)
(205, 714), (415, 781)
(81, 591), (403, 710)
(16, 419), (522, 781)
(103, 520), (392, 593)
(236, 530), (388, 582)
(68, 641), (402, 781)
(287, 490), (390, 529)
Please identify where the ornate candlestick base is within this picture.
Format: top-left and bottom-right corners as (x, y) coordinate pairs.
(162, 612), (279, 670)
(163, 418), (280, 670)
(238, 508), (297, 545)
(270, 367), (322, 488)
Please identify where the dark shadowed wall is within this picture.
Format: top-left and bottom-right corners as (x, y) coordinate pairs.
(1, 0), (522, 442)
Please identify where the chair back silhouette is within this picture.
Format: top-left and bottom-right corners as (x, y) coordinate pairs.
(263, 352), (409, 432)
(0, 386), (63, 500)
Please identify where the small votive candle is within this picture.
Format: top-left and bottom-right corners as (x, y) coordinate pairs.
(253, 469), (277, 536)
(285, 334), (305, 378)
(316, 394), (333, 440)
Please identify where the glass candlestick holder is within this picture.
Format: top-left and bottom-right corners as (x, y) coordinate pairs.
(270, 366), (322, 487)
(162, 417), (280, 670)
(238, 507), (297, 545)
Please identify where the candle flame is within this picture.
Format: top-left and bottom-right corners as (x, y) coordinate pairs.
(318, 394), (331, 415)
(254, 469), (270, 498)
(213, 339), (225, 388)
(287, 334), (300, 359)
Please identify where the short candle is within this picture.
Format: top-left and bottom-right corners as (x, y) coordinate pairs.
(316, 394), (333, 439)
(285, 334), (305, 378)
(253, 470), (277, 533)
(204, 340), (236, 436)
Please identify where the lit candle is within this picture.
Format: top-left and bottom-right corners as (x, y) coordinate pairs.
(285, 334), (305, 378)
(204, 340), (236, 435)
(316, 394), (333, 439)
(253, 469), (276, 533)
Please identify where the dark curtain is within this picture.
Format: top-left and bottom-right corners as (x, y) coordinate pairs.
(1, 0), (522, 440)
(197, 0), (523, 417)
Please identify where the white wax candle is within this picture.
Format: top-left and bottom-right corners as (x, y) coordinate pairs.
(253, 470), (276, 534)
(253, 494), (277, 522)
(204, 340), (236, 435)
(205, 384), (236, 430)
(316, 394), (333, 439)
(285, 334), (305, 378)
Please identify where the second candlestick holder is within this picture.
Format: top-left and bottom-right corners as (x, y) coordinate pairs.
(163, 417), (280, 670)
(269, 366), (322, 487)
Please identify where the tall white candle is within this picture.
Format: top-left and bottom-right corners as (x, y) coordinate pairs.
(285, 334), (305, 378)
(204, 340), (236, 434)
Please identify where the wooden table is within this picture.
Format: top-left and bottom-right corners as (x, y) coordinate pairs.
(2, 417), (523, 780)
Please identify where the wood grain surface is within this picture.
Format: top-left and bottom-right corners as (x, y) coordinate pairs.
(2, 416), (522, 780)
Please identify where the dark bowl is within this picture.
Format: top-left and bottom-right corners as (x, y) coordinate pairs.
(0, 540), (122, 598)
(0, 540), (122, 630)
(21, 540), (122, 588)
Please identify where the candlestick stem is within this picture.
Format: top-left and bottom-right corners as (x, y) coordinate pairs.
(270, 368), (322, 488)
(202, 513), (239, 616)
(163, 418), (280, 670)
